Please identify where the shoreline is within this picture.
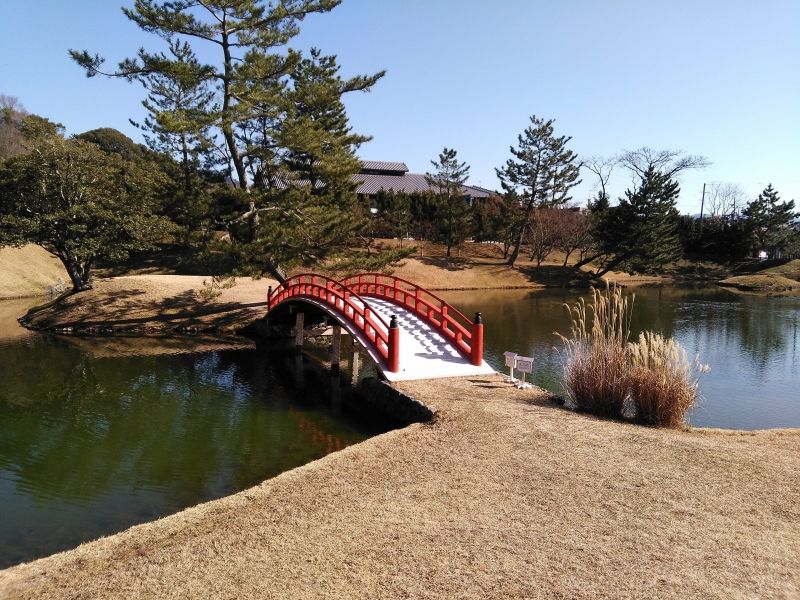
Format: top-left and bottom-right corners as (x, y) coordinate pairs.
(14, 270), (734, 337)
(1, 374), (797, 598)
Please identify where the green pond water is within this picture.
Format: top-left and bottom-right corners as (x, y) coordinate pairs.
(0, 304), (389, 569)
(442, 285), (800, 430)
(1, 284), (798, 569)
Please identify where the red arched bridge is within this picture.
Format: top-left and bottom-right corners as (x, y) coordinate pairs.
(267, 273), (496, 381)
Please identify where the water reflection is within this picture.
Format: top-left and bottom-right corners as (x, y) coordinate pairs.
(0, 332), (393, 568)
(443, 286), (800, 430)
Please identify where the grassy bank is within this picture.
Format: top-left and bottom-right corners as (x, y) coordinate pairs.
(0, 245), (67, 300)
(17, 241), (736, 335)
(1, 374), (797, 599)
(720, 259), (800, 292)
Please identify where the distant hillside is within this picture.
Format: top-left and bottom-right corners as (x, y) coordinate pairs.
(0, 245), (67, 299)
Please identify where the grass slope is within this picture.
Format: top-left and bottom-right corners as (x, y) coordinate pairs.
(720, 259), (800, 291)
(0, 245), (67, 299)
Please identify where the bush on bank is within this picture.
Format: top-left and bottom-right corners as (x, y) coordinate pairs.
(557, 285), (707, 428)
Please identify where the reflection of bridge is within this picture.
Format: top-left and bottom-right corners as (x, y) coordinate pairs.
(267, 274), (495, 381)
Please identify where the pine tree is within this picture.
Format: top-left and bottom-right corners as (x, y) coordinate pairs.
(742, 184), (797, 258)
(496, 115), (581, 267)
(226, 50), (409, 280)
(426, 148), (472, 257)
(70, 2), (402, 282)
(594, 166), (682, 275)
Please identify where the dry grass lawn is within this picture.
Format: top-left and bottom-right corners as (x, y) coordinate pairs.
(720, 273), (800, 292)
(721, 260), (800, 292)
(1, 374), (797, 599)
(0, 245), (67, 299)
(25, 275), (278, 333)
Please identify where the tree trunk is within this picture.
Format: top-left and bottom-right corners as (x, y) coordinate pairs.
(221, 30), (248, 190)
(265, 260), (287, 286)
(562, 249), (573, 267)
(63, 257), (93, 292)
(506, 237), (522, 267)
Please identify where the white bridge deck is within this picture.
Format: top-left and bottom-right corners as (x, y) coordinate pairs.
(302, 295), (495, 381)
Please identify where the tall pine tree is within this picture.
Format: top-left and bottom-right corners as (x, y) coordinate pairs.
(593, 166), (682, 275)
(426, 148), (472, 257)
(742, 184), (797, 258)
(70, 1), (405, 282)
(496, 115), (581, 267)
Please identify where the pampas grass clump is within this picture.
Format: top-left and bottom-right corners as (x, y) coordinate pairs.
(557, 285), (706, 428)
(556, 285), (632, 418)
(628, 331), (706, 427)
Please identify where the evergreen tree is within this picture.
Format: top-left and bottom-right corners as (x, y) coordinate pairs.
(742, 184), (797, 258)
(71, 1), (402, 282)
(425, 148), (472, 257)
(496, 115), (581, 267)
(593, 166), (682, 275)
(375, 190), (413, 245)
(223, 50), (409, 280)
(0, 127), (172, 292)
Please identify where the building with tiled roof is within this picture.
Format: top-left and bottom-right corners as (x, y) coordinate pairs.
(355, 160), (493, 204)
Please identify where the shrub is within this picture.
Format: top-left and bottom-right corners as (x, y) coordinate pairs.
(556, 285), (633, 417)
(627, 332), (704, 427)
(557, 285), (706, 428)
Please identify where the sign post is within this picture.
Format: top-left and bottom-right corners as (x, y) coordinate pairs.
(514, 356), (534, 389)
(503, 351), (518, 383)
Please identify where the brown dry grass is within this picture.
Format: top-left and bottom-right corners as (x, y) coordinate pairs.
(1, 375), (797, 599)
(628, 332), (703, 427)
(25, 275), (277, 333)
(0, 245), (67, 299)
(720, 273), (800, 291)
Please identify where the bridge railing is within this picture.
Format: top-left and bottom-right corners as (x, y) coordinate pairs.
(340, 273), (483, 366)
(268, 274), (399, 372)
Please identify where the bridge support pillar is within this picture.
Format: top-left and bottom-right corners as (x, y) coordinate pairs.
(351, 350), (361, 383)
(295, 312), (304, 348)
(331, 324), (341, 373)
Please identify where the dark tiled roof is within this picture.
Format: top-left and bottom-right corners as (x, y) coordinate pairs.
(360, 161), (408, 173)
(355, 172), (492, 198)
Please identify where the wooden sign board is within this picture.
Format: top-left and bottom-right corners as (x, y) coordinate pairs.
(503, 351), (518, 368)
(515, 356), (534, 374)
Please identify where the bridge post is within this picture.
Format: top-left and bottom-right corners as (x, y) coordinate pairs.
(388, 315), (400, 373)
(471, 312), (484, 366)
(295, 312), (304, 348)
(331, 324), (341, 373)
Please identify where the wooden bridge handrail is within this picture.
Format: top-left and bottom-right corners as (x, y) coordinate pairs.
(340, 272), (472, 327)
(340, 273), (483, 366)
(268, 273), (396, 369)
(268, 272), (483, 371)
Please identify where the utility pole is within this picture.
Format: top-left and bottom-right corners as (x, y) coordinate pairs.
(699, 183), (706, 233)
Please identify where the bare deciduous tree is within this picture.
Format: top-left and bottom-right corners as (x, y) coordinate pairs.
(552, 208), (595, 266)
(526, 208), (561, 268)
(618, 147), (710, 181)
(705, 182), (747, 219)
(0, 94), (27, 159)
(582, 155), (616, 199)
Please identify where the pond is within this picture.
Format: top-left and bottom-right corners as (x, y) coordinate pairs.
(0, 301), (391, 569)
(2, 285), (798, 568)
(443, 285), (800, 430)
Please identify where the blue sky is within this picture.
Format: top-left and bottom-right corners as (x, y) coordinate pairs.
(1, 0), (798, 213)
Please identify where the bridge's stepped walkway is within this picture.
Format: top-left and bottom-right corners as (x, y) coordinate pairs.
(363, 297), (495, 381)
